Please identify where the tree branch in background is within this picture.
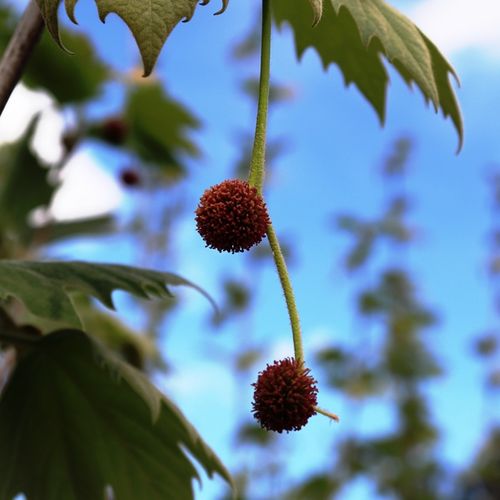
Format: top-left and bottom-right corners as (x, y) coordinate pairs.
(0, 0), (44, 116)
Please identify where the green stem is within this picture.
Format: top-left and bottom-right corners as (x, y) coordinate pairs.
(267, 224), (304, 364)
(248, 0), (304, 364)
(248, 0), (272, 194)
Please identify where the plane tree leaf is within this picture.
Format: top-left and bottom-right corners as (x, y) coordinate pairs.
(0, 260), (215, 329)
(36, 0), (229, 76)
(273, 0), (463, 149)
(0, 329), (232, 500)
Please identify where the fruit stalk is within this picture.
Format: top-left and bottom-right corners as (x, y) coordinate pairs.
(248, 0), (272, 194)
(266, 225), (304, 364)
(247, 0), (305, 365)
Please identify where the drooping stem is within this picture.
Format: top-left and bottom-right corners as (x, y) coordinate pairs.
(248, 0), (271, 195)
(0, 0), (44, 117)
(247, 0), (305, 364)
(267, 224), (304, 364)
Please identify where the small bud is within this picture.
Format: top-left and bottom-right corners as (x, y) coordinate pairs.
(101, 117), (129, 145)
(195, 179), (270, 253)
(252, 358), (318, 433)
(61, 131), (79, 154)
(120, 168), (141, 187)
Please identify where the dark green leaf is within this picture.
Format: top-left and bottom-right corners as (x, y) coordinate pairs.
(0, 117), (56, 237)
(0, 330), (232, 500)
(31, 215), (115, 244)
(25, 29), (108, 104)
(124, 83), (201, 171)
(0, 260), (215, 328)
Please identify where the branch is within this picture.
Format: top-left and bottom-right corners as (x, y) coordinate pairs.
(0, 0), (44, 117)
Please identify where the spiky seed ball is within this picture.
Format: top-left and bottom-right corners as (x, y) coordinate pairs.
(195, 179), (270, 253)
(252, 358), (318, 433)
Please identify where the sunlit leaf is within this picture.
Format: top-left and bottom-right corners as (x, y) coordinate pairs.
(36, 0), (229, 76)
(0, 330), (232, 499)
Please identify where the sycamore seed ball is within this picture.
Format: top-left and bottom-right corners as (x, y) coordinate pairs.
(195, 179), (270, 253)
(252, 358), (318, 433)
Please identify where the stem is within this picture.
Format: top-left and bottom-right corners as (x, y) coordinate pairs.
(314, 406), (340, 422)
(0, 0), (44, 117)
(248, 0), (271, 194)
(267, 224), (304, 364)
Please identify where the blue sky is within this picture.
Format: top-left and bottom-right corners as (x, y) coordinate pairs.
(3, 0), (500, 498)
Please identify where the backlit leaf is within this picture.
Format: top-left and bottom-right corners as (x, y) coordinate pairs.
(36, 0), (229, 76)
(273, 0), (463, 149)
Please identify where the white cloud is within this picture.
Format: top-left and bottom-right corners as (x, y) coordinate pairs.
(0, 84), (122, 222)
(0, 84), (65, 163)
(50, 151), (123, 221)
(32, 107), (65, 164)
(0, 84), (51, 143)
(410, 0), (500, 58)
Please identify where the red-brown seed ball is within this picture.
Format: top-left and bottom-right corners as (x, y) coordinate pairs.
(252, 358), (318, 433)
(195, 179), (270, 253)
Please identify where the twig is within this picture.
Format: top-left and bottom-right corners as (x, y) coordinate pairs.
(315, 406), (340, 422)
(0, 0), (44, 116)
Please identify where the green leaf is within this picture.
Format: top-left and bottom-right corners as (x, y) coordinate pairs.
(36, 0), (229, 76)
(0, 260), (215, 329)
(0, 6), (107, 104)
(31, 215), (115, 245)
(124, 83), (201, 173)
(273, 0), (463, 149)
(0, 116), (56, 237)
(25, 29), (109, 104)
(0, 330), (232, 500)
(74, 295), (166, 371)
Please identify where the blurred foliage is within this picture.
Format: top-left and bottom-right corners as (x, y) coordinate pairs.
(0, 117), (56, 249)
(0, 6), (108, 104)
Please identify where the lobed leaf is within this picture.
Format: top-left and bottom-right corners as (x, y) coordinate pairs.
(36, 0), (229, 76)
(273, 0), (463, 149)
(0, 260), (215, 329)
(0, 330), (233, 500)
